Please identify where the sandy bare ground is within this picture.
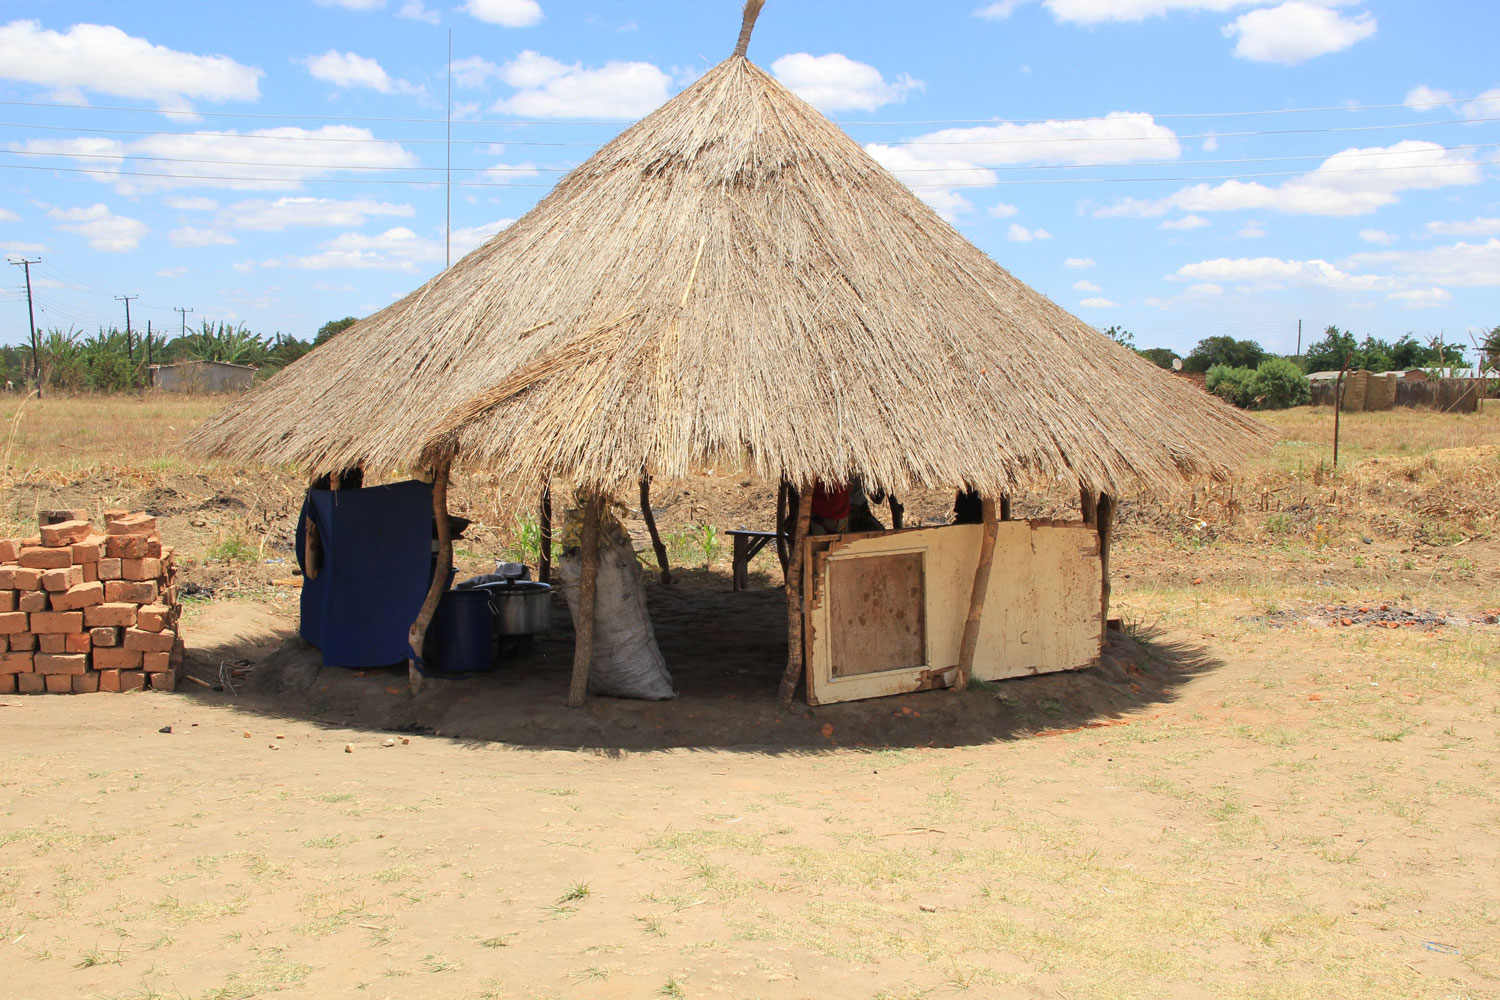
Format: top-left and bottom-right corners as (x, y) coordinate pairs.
(3, 591), (1497, 1000)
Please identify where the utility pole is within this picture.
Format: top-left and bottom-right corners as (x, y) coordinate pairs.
(445, 28), (453, 270)
(146, 320), (153, 366)
(174, 305), (193, 339)
(8, 257), (41, 398)
(1296, 319), (1302, 358)
(116, 294), (137, 362)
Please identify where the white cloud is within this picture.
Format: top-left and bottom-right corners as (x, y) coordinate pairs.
(463, 0), (543, 28)
(1008, 223), (1052, 242)
(154, 266), (187, 278)
(1346, 239), (1500, 288)
(1358, 228), (1395, 245)
(1144, 281), (1224, 309)
(492, 50), (670, 118)
(974, 1), (1032, 18)
(1238, 220), (1267, 237)
(771, 53), (922, 112)
(302, 50), (419, 95)
(1073, 279), (1102, 292)
(451, 218), (516, 256)
(261, 218), (515, 271)
(1044, 0), (1260, 23)
(1160, 214), (1210, 230)
(2, 240), (47, 256)
(1097, 140), (1479, 219)
(221, 197), (415, 231)
(1064, 257), (1095, 269)
(1222, 2), (1376, 65)
(1404, 85), (1454, 111)
(1173, 256), (1395, 292)
(0, 20), (260, 113)
(1424, 217), (1500, 237)
(20, 125), (420, 193)
(864, 144), (992, 219)
(46, 203), (147, 252)
(452, 56), (504, 90)
(165, 196), (217, 211)
(1387, 287), (1450, 308)
(987, 202), (1020, 218)
(168, 227), (235, 247)
(0, 208), (18, 223)
(1201, 135), (1219, 152)
(1460, 88), (1500, 119)
(314, 0), (385, 8)
(1079, 297), (1118, 308)
(398, 0), (441, 23)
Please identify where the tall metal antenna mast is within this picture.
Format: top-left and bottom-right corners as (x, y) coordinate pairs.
(446, 28), (452, 270)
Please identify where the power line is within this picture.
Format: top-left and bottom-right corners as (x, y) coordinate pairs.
(0, 148), (562, 172)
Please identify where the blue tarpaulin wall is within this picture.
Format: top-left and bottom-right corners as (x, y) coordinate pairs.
(295, 480), (433, 668)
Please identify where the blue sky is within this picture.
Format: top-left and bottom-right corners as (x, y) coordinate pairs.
(2, 0), (1498, 358)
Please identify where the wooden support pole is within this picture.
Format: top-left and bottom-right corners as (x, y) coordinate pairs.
(775, 479), (790, 576)
(776, 485), (813, 709)
(1079, 484), (1097, 526)
(407, 451), (454, 695)
(888, 493), (905, 530)
(639, 475), (671, 585)
(1096, 492), (1116, 641)
(566, 492), (603, 708)
(999, 495), (1012, 522)
(955, 497), (998, 692)
(538, 480), (552, 584)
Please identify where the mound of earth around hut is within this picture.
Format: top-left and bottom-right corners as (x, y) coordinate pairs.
(177, 587), (1213, 749)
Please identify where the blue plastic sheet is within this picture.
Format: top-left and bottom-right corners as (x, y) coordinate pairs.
(295, 480), (433, 668)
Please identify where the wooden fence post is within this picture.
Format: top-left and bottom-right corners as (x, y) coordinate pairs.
(777, 485), (813, 709)
(955, 497), (998, 691)
(407, 451), (454, 695)
(566, 493), (603, 708)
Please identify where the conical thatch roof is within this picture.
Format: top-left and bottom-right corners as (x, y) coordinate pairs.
(189, 17), (1271, 497)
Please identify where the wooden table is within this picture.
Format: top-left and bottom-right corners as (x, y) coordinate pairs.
(726, 529), (784, 590)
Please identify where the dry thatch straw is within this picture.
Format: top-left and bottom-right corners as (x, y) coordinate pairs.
(187, 5), (1272, 498)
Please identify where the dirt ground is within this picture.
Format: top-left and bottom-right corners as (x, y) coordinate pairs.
(1, 397), (1498, 999)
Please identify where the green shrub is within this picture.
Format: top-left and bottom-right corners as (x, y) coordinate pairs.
(1205, 364), (1255, 406)
(1248, 357), (1311, 409)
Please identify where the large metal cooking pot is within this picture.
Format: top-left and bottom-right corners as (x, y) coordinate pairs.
(483, 580), (552, 636)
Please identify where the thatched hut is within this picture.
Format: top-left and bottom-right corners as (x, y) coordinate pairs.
(189, 1), (1270, 707)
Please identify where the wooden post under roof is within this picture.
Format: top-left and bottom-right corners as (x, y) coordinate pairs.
(1079, 484), (1097, 526)
(538, 481), (552, 584)
(774, 480), (790, 576)
(776, 484), (812, 709)
(954, 497), (998, 691)
(999, 495), (1012, 522)
(639, 475), (671, 584)
(406, 450), (454, 695)
(566, 493), (603, 708)
(1096, 492), (1116, 640)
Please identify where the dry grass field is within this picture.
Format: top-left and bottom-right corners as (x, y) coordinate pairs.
(1, 393), (1497, 1000)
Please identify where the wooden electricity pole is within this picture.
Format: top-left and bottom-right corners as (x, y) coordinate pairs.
(8, 257), (41, 397)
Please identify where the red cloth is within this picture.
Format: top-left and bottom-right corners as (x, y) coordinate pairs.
(811, 481), (850, 520)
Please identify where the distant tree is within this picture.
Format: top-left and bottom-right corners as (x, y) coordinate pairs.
(1247, 358), (1311, 409)
(261, 333), (315, 376)
(1102, 325), (1135, 349)
(1359, 335), (1393, 373)
(179, 320), (270, 367)
(1482, 326), (1500, 372)
(1205, 364), (1255, 406)
(315, 316), (358, 345)
(1182, 335), (1268, 373)
(1300, 326), (1359, 373)
(1389, 334), (1431, 370)
(1138, 347), (1180, 369)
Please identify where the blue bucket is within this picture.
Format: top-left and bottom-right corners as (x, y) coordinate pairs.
(430, 589), (494, 674)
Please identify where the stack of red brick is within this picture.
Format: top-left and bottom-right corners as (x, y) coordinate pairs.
(0, 510), (183, 694)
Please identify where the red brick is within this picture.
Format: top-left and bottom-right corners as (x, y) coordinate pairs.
(64, 633), (90, 653)
(85, 603), (136, 628)
(0, 634), (6, 652)
(19, 536), (39, 547)
(73, 672), (100, 693)
(17, 591), (47, 613)
(71, 535), (106, 563)
(121, 557), (162, 581)
(105, 535), (150, 559)
(0, 611), (26, 634)
(0, 539), (18, 562)
(143, 650), (170, 671)
(169, 637), (184, 668)
(104, 581), (157, 604)
(90, 626), (119, 647)
(107, 513), (156, 536)
(148, 670), (176, 691)
(20, 546), (73, 569)
(136, 604), (169, 632)
(0, 591), (12, 613)
(40, 520), (92, 547)
(0, 673), (12, 693)
(5, 568), (42, 591)
(146, 537), (163, 558)
(0, 652), (33, 673)
(81, 563), (98, 583)
(97, 557), (123, 580)
(103, 508), (128, 523)
(124, 628), (175, 653)
(38, 635), (65, 653)
(29, 611), (83, 634)
(17, 671), (44, 693)
(10, 632), (35, 651)
(40, 566), (83, 592)
(44, 673), (72, 693)
(98, 669), (121, 692)
(119, 670), (146, 692)
(93, 647), (142, 670)
(50, 581), (104, 611)
(36, 653), (86, 675)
